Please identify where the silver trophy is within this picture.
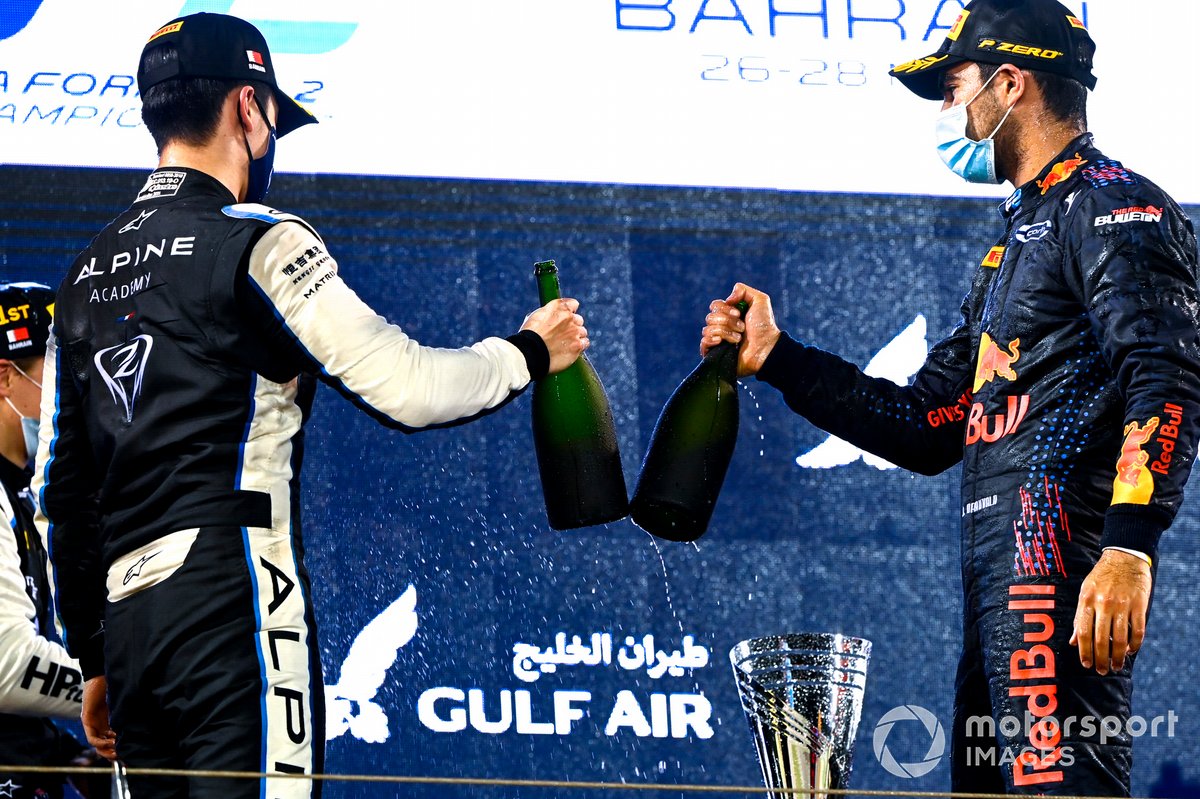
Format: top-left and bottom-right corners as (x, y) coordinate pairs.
(730, 633), (871, 797)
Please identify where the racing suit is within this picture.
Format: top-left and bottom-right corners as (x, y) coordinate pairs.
(0, 457), (86, 799)
(32, 167), (549, 798)
(755, 134), (1200, 793)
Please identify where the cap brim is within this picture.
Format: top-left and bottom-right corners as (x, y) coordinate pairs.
(275, 93), (317, 137)
(889, 52), (966, 101)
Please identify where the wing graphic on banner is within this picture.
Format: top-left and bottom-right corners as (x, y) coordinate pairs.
(796, 315), (929, 471)
(325, 585), (419, 743)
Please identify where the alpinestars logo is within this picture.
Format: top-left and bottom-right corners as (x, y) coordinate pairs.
(94, 335), (154, 423)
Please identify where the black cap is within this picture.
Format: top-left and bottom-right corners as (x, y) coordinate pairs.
(0, 283), (54, 360)
(890, 0), (1097, 101)
(137, 12), (316, 137)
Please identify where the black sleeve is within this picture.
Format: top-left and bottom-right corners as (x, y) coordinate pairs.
(1067, 185), (1200, 563)
(756, 291), (982, 476)
(32, 327), (106, 680)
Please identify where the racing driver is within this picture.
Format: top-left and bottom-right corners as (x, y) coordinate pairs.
(0, 282), (98, 799)
(701, 0), (1199, 792)
(33, 12), (590, 798)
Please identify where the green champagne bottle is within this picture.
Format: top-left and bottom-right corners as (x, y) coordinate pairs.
(531, 260), (629, 529)
(629, 302), (747, 542)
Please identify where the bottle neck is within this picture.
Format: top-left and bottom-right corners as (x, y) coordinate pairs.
(537, 272), (562, 305)
(534, 260), (562, 305)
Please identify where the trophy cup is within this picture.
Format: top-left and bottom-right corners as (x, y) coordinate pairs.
(730, 633), (871, 797)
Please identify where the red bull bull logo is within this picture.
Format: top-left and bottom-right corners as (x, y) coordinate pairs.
(973, 333), (1020, 393)
(1036, 155), (1087, 195)
(1112, 417), (1160, 505)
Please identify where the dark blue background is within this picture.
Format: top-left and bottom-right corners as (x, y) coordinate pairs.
(3, 165), (1198, 796)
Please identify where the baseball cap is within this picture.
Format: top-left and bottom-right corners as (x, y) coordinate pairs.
(890, 0), (1097, 101)
(0, 283), (54, 360)
(137, 12), (317, 137)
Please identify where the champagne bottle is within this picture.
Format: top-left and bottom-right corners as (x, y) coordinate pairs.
(629, 302), (747, 542)
(531, 260), (629, 529)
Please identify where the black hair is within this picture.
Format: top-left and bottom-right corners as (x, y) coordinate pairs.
(976, 62), (1087, 130)
(10, 356), (42, 373)
(140, 45), (272, 152)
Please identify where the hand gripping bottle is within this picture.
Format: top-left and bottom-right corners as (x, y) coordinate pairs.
(630, 302), (747, 541)
(530, 260), (629, 529)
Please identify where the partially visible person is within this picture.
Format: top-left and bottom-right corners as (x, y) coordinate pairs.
(0, 282), (98, 798)
(700, 0), (1200, 792)
(34, 12), (592, 799)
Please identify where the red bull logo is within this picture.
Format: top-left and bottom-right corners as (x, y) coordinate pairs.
(966, 395), (1030, 446)
(1008, 585), (1064, 785)
(1112, 417), (1160, 505)
(1036, 155), (1087, 195)
(1151, 403), (1185, 476)
(973, 333), (1020, 393)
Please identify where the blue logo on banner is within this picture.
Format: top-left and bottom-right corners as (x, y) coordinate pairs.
(177, 0), (357, 54)
(2, 0), (357, 52)
(0, 0), (41, 41)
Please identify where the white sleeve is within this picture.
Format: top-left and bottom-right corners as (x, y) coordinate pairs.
(247, 220), (532, 429)
(0, 491), (83, 718)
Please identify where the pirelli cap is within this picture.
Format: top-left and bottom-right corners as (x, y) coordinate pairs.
(137, 12), (316, 136)
(0, 282), (54, 360)
(890, 0), (1097, 101)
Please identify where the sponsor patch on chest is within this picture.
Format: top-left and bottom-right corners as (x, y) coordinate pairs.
(1015, 221), (1054, 243)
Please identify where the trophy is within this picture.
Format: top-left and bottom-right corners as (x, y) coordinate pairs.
(730, 633), (871, 797)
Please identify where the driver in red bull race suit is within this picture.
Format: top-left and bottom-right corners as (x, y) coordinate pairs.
(703, 0), (1199, 793)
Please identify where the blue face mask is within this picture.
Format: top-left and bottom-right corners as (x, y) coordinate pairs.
(243, 96), (277, 204)
(19, 416), (38, 464)
(934, 70), (1015, 185)
(6, 362), (42, 464)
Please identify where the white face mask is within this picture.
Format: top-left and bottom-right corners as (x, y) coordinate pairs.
(935, 69), (1016, 185)
(5, 363), (42, 464)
